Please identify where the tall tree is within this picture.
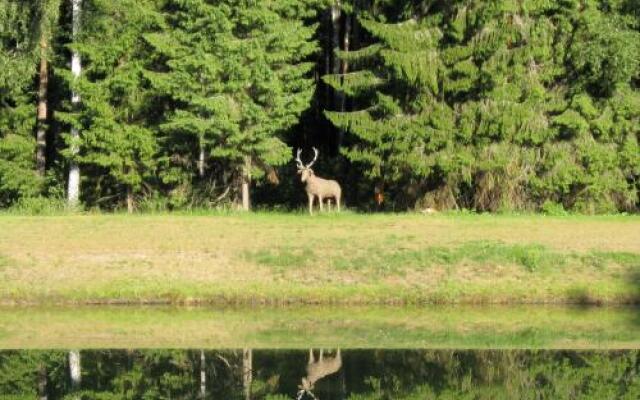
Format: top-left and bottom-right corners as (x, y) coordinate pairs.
(146, 0), (320, 210)
(325, 0), (640, 212)
(200, 350), (206, 399)
(60, 0), (160, 212)
(68, 350), (81, 393)
(34, 0), (61, 176)
(0, 1), (42, 206)
(242, 348), (252, 400)
(66, 0), (82, 207)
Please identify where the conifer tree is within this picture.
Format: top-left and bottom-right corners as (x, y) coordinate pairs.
(146, 0), (320, 210)
(325, 0), (640, 212)
(59, 0), (161, 212)
(0, 1), (42, 206)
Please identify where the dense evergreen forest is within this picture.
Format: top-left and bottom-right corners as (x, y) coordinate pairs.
(0, 0), (638, 213)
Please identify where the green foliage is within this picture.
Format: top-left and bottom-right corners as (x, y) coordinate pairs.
(4, 349), (638, 400)
(145, 0), (320, 202)
(326, 0), (640, 213)
(0, 1), (42, 206)
(6, 196), (69, 215)
(0, 0), (638, 213)
(56, 0), (162, 209)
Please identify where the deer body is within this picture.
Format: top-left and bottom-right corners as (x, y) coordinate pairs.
(296, 148), (342, 215)
(300, 349), (342, 393)
(303, 173), (341, 214)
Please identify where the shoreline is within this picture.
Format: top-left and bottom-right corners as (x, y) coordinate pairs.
(1, 304), (638, 349)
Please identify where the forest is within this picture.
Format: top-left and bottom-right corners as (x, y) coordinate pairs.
(1, 0), (639, 213)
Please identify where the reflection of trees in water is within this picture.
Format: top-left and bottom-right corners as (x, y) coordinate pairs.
(0, 349), (638, 399)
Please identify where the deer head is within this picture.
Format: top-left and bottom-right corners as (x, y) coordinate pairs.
(295, 148), (319, 183)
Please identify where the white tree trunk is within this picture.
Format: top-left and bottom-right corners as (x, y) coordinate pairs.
(67, 0), (82, 207)
(200, 350), (206, 399)
(69, 350), (81, 390)
(198, 145), (205, 178)
(242, 349), (252, 400)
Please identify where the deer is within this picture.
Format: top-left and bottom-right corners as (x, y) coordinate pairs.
(295, 148), (342, 215)
(296, 349), (342, 400)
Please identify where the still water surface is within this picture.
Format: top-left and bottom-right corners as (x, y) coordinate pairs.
(0, 305), (638, 399)
(1, 349), (639, 399)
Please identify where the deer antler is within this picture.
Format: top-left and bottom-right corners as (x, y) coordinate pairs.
(306, 147), (319, 169)
(295, 148), (304, 169)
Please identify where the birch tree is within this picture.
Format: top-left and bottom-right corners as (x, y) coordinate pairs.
(69, 350), (81, 392)
(242, 348), (252, 400)
(200, 350), (206, 399)
(67, 0), (82, 207)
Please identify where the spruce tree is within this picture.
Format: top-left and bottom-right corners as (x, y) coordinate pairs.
(58, 0), (162, 211)
(325, 0), (640, 212)
(146, 0), (320, 210)
(0, 1), (42, 206)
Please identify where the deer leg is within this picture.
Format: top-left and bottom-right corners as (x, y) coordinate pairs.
(319, 349), (324, 360)
(309, 349), (314, 364)
(319, 196), (324, 212)
(327, 199), (332, 212)
(337, 195), (341, 212)
(308, 194), (314, 215)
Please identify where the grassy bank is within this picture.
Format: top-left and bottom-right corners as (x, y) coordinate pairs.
(0, 213), (639, 305)
(0, 305), (638, 349)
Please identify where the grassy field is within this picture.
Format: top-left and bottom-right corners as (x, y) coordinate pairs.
(0, 305), (638, 349)
(0, 212), (639, 305)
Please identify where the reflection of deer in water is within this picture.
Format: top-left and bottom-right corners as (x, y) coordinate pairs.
(297, 349), (342, 399)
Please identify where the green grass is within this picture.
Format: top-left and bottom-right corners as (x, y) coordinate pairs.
(0, 213), (638, 305)
(246, 241), (640, 276)
(0, 305), (637, 349)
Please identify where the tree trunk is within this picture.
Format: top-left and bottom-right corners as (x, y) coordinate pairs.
(341, 11), (351, 105)
(331, 2), (341, 76)
(242, 348), (252, 400)
(241, 157), (251, 211)
(337, 6), (351, 148)
(200, 350), (206, 399)
(126, 185), (134, 214)
(198, 143), (205, 178)
(67, 0), (82, 207)
(38, 363), (47, 400)
(36, 35), (49, 176)
(69, 350), (81, 391)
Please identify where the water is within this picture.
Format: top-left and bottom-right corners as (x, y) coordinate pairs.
(0, 306), (638, 399)
(1, 349), (639, 399)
